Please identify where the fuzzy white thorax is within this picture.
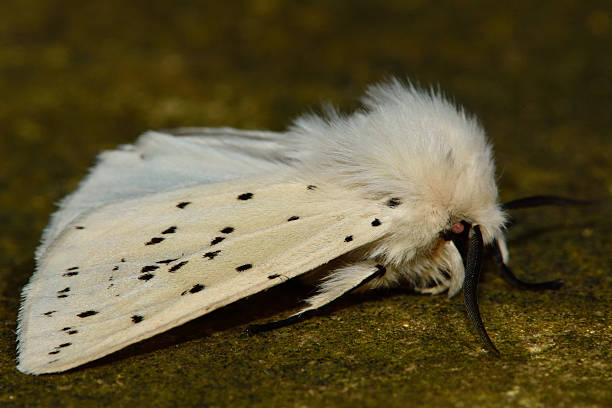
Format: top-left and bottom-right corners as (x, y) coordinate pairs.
(287, 80), (507, 290)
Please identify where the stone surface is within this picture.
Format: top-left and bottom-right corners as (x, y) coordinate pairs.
(0, 1), (609, 407)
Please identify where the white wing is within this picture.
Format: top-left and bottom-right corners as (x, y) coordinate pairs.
(18, 176), (393, 374)
(38, 128), (301, 259)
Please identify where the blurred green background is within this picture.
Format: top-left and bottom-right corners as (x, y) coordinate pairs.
(0, 1), (610, 407)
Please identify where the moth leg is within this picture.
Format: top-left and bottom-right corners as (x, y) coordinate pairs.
(498, 193), (589, 288)
(246, 262), (387, 334)
(492, 238), (564, 290)
(414, 273), (451, 295)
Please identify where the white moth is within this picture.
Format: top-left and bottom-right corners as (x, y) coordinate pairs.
(17, 79), (577, 375)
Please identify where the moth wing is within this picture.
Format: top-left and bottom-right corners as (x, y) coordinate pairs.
(18, 177), (392, 374)
(39, 128), (297, 259)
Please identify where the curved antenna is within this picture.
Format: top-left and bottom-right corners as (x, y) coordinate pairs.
(464, 225), (500, 355)
(502, 195), (592, 210)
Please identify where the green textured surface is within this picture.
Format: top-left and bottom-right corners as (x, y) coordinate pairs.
(1, 1), (610, 407)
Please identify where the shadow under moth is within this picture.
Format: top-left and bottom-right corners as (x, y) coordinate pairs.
(17, 79), (586, 374)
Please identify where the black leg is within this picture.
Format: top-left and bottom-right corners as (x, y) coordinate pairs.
(246, 309), (318, 335)
(246, 264), (386, 335)
(492, 240), (564, 291)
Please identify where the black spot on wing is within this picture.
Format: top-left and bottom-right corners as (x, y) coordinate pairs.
(67, 330), (78, 335)
(77, 310), (97, 318)
(176, 201), (191, 209)
(169, 261), (188, 272)
(268, 274), (280, 279)
(189, 284), (204, 293)
(344, 235), (353, 242)
(386, 198), (402, 208)
(132, 315), (144, 323)
(138, 273), (155, 281)
(162, 226), (177, 234)
(210, 236), (225, 246)
(287, 216), (299, 221)
(121, 258), (126, 262)
(156, 258), (179, 264)
(236, 264), (252, 272)
(307, 185), (317, 190)
(221, 227), (234, 234)
(112, 266), (119, 271)
(61, 327), (71, 331)
(58, 343), (71, 348)
(371, 218), (381, 227)
(182, 284), (205, 295)
(75, 226), (85, 229)
(57, 287), (70, 293)
(237, 193), (253, 200)
(48, 350), (60, 355)
(145, 237), (165, 246)
(141, 265), (159, 273)
(43, 311), (56, 316)
(204, 250), (221, 259)
(57, 294), (68, 298)
(66, 267), (79, 271)
(63, 271), (79, 277)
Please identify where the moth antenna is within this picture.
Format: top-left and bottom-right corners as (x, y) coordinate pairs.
(491, 240), (564, 290)
(464, 225), (500, 355)
(501, 195), (592, 210)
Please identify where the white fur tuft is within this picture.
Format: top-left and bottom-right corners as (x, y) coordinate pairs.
(289, 80), (506, 260)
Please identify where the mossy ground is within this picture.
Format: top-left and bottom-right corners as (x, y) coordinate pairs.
(0, 1), (610, 407)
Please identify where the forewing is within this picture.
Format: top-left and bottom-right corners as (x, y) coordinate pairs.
(39, 128), (298, 259)
(18, 177), (391, 374)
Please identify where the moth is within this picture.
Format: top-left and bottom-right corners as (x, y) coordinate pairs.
(17, 80), (583, 374)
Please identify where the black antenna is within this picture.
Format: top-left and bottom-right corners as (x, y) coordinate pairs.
(502, 195), (592, 210)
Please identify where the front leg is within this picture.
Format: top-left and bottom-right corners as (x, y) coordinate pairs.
(493, 238), (564, 290)
(247, 261), (390, 334)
